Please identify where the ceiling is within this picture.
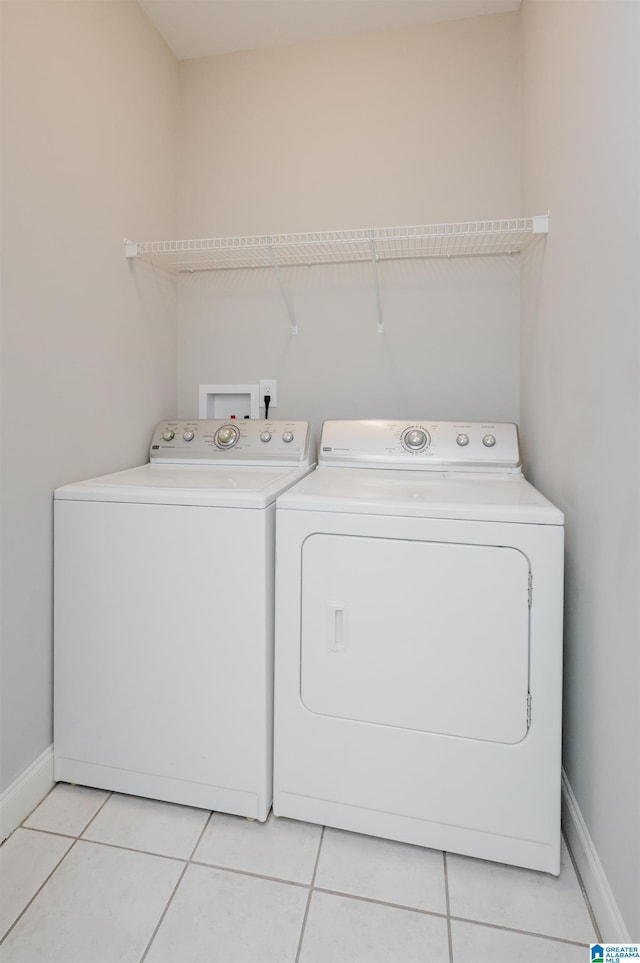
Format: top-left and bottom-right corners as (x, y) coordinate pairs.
(138, 0), (521, 61)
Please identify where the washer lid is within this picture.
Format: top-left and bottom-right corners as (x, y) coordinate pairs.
(55, 463), (314, 508)
(276, 467), (564, 525)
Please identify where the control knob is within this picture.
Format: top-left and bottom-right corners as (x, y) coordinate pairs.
(214, 425), (240, 449)
(456, 433), (470, 447)
(282, 431), (294, 443)
(483, 434), (496, 447)
(260, 431), (272, 443)
(402, 427), (429, 451)
(162, 430), (175, 442)
(183, 430), (195, 442)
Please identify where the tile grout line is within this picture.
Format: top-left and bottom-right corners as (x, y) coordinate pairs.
(0, 837), (80, 947)
(0, 789), (115, 947)
(77, 790), (115, 838)
(294, 824), (325, 963)
(16, 781), (59, 829)
(14, 782), (61, 832)
(444, 852), (454, 963)
(190, 858), (310, 888)
(312, 886), (449, 920)
(19, 825), (79, 842)
(74, 834), (191, 865)
(449, 914), (592, 948)
(138, 808), (216, 963)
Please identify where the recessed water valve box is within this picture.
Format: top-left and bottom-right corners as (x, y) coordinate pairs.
(198, 384), (259, 420)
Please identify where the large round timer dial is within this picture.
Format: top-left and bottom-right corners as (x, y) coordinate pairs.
(214, 424), (240, 449)
(402, 426), (430, 452)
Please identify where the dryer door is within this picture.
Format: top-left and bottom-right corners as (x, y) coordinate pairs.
(300, 534), (531, 744)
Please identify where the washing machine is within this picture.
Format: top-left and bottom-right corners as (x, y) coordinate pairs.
(54, 418), (313, 821)
(273, 419), (564, 872)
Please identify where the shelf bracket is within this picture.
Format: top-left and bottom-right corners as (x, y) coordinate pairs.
(369, 238), (384, 334)
(267, 243), (298, 335)
(532, 213), (550, 234)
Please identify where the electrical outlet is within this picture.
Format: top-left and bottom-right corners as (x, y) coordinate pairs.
(259, 379), (277, 408)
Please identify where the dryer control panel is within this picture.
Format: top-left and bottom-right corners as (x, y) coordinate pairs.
(150, 419), (313, 466)
(319, 420), (521, 472)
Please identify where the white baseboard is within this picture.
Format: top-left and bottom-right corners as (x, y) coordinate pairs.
(562, 768), (630, 941)
(0, 746), (54, 842)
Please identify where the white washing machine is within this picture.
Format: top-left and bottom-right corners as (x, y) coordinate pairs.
(273, 419), (564, 872)
(54, 418), (313, 821)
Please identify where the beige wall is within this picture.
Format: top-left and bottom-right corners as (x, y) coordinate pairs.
(0, 0), (179, 792)
(176, 14), (523, 429)
(178, 14), (521, 236)
(521, 0), (640, 938)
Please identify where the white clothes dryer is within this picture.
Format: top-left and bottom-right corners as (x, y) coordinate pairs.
(273, 420), (564, 872)
(54, 419), (313, 821)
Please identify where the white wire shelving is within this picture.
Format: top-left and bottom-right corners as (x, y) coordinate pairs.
(125, 215), (549, 334)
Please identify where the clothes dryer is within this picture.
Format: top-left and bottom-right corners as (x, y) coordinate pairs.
(54, 419), (313, 821)
(273, 420), (564, 872)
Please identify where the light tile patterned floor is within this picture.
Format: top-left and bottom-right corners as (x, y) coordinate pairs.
(0, 784), (599, 963)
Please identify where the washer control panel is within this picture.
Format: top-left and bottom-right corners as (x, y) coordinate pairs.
(319, 420), (521, 472)
(150, 420), (313, 466)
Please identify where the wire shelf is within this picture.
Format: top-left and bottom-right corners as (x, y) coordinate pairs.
(125, 216), (549, 275)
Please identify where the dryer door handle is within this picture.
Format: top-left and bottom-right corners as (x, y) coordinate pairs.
(327, 601), (346, 653)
